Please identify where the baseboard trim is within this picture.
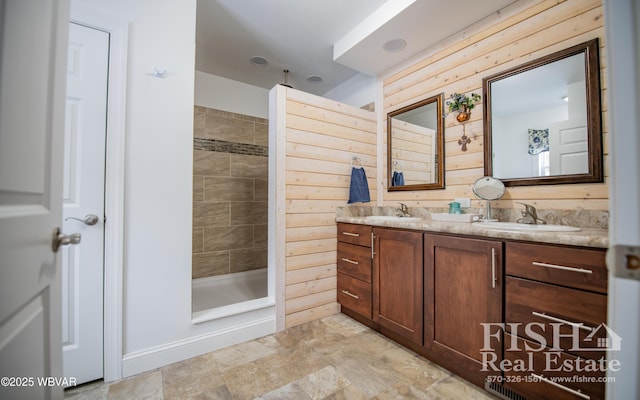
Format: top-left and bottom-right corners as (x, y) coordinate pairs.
(121, 315), (275, 378)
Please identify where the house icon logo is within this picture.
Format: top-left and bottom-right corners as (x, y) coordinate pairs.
(579, 323), (622, 352)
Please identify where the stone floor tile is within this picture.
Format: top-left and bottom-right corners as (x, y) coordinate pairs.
(259, 365), (351, 400)
(422, 375), (497, 399)
(211, 337), (279, 371)
(64, 380), (108, 400)
(107, 371), (163, 400)
(161, 352), (224, 399)
(223, 346), (331, 400)
(63, 314), (499, 400)
(319, 313), (369, 337)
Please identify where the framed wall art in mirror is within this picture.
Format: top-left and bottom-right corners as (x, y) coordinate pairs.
(387, 93), (445, 191)
(482, 39), (603, 186)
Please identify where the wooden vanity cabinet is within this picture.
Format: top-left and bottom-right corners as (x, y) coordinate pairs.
(336, 223), (373, 320)
(423, 234), (504, 387)
(336, 223), (609, 399)
(503, 242), (608, 400)
(373, 227), (423, 345)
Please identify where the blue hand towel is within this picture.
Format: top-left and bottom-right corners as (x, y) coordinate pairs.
(391, 171), (405, 187)
(348, 167), (370, 204)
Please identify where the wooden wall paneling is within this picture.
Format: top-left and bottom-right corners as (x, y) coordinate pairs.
(380, 0), (608, 212)
(282, 89), (377, 328)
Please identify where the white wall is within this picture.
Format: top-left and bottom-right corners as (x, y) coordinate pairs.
(492, 104), (566, 179)
(72, 0), (275, 379)
(322, 72), (377, 108)
(194, 71), (269, 119)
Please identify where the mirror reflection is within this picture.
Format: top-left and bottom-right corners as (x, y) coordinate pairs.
(483, 39), (603, 186)
(387, 93), (444, 191)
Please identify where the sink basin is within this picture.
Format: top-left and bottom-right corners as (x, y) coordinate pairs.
(366, 216), (423, 222)
(472, 221), (581, 232)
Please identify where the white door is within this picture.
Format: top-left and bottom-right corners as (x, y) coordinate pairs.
(548, 118), (588, 175)
(62, 23), (108, 385)
(0, 1), (71, 399)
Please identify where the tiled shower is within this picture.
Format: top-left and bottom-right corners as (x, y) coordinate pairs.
(192, 106), (268, 311)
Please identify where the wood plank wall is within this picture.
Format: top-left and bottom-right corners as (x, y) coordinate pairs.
(391, 120), (436, 185)
(381, 0), (608, 211)
(282, 89), (377, 328)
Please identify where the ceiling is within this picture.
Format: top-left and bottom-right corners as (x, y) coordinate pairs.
(196, 0), (517, 97)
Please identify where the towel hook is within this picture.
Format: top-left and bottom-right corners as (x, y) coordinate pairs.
(351, 156), (363, 168)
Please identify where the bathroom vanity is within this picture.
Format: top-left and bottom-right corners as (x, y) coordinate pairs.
(336, 217), (608, 400)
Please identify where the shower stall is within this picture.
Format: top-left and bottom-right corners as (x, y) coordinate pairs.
(192, 106), (269, 319)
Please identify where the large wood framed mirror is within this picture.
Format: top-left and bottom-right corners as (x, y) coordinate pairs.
(387, 93), (445, 191)
(482, 39), (603, 186)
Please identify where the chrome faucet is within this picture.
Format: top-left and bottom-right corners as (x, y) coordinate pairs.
(516, 202), (546, 225)
(397, 203), (411, 217)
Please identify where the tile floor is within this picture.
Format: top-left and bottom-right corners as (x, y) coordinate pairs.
(64, 314), (497, 399)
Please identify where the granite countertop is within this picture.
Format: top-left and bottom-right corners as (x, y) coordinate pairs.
(336, 216), (609, 249)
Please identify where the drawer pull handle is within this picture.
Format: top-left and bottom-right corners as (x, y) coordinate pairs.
(491, 248), (497, 289)
(341, 257), (359, 265)
(532, 261), (593, 274)
(530, 373), (590, 399)
(341, 290), (359, 300)
(342, 232), (360, 237)
(531, 311), (594, 332)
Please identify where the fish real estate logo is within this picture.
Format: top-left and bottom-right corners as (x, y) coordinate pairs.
(480, 322), (622, 374)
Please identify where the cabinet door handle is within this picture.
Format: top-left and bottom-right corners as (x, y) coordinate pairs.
(341, 290), (359, 300)
(341, 257), (359, 265)
(371, 232), (375, 259)
(491, 248), (497, 289)
(342, 232), (360, 237)
(532, 261), (593, 274)
(530, 373), (590, 399)
(531, 311), (594, 332)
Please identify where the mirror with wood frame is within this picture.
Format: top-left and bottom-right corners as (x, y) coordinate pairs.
(482, 39), (603, 186)
(387, 93), (445, 191)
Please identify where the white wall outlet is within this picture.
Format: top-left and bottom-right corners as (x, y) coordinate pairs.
(455, 197), (471, 208)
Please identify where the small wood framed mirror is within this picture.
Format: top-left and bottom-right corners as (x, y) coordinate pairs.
(387, 93), (445, 191)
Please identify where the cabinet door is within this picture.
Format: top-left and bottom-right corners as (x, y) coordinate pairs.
(373, 228), (423, 344)
(424, 234), (503, 387)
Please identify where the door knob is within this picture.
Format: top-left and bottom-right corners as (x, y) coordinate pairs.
(52, 227), (82, 252)
(65, 213), (99, 226)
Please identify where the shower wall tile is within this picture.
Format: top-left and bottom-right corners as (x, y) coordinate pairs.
(204, 177), (255, 201)
(193, 227), (204, 253)
(254, 224), (268, 248)
(204, 114), (255, 144)
(193, 202), (230, 227)
(193, 251), (230, 279)
(254, 122), (269, 146)
(230, 154), (268, 179)
(230, 248), (268, 273)
(204, 225), (254, 252)
(193, 175), (204, 202)
(194, 150), (230, 176)
(193, 108), (206, 139)
(193, 106), (269, 279)
(230, 201), (268, 225)
(254, 179), (268, 201)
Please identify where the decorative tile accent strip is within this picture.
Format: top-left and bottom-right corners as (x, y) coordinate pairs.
(194, 138), (268, 157)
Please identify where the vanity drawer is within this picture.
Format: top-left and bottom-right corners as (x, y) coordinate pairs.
(337, 242), (372, 283)
(503, 333), (605, 400)
(337, 272), (372, 319)
(337, 223), (372, 247)
(506, 242), (607, 293)
(506, 277), (607, 359)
